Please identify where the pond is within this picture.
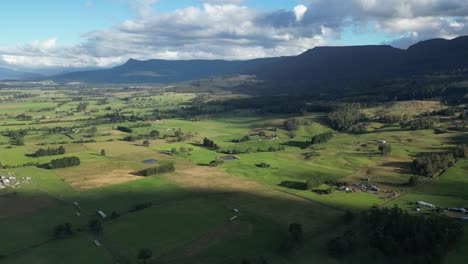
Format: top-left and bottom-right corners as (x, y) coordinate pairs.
(142, 159), (157, 164)
(218, 155), (240, 161)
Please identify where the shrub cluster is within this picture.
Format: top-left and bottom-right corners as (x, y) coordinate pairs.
(129, 202), (153, 213)
(283, 119), (300, 131)
(52, 222), (73, 239)
(328, 107), (364, 131)
(310, 131), (334, 144)
(209, 160), (224, 167)
(402, 117), (437, 130)
(116, 126), (133, 133)
(203, 138), (219, 149)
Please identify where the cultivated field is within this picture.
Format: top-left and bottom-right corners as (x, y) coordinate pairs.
(0, 86), (466, 263)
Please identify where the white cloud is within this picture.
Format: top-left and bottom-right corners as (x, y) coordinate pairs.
(129, 0), (157, 18)
(0, 3), (329, 68)
(294, 5), (308, 22)
(1, 0), (468, 68)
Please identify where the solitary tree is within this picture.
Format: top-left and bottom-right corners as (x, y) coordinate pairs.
(306, 175), (324, 190)
(101, 149), (106, 156)
(143, 140), (150, 147)
(171, 148), (177, 155)
(52, 222), (73, 239)
(88, 219), (103, 234)
(137, 248), (153, 264)
(343, 210), (355, 223)
(149, 130), (160, 139)
(408, 175), (419, 187)
(378, 144), (392, 155)
(283, 119), (300, 131)
(209, 159), (224, 167)
(289, 223), (303, 242)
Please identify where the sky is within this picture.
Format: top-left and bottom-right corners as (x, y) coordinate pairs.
(1, 0), (468, 70)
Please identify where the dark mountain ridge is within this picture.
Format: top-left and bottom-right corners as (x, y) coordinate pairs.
(256, 36), (468, 91)
(53, 57), (284, 84)
(50, 36), (468, 91)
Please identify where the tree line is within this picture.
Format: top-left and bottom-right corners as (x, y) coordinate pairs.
(365, 206), (462, 262)
(310, 131), (334, 145)
(327, 206), (463, 263)
(116, 126), (133, 133)
(327, 106), (365, 131)
(29, 146), (65, 157)
(203, 138), (219, 150)
(139, 162), (175, 176)
(44, 156), (81, 169)
(412, 144), (468, 176)
(2, 129), (27, 146)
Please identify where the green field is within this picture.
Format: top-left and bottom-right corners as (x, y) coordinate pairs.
(0, 87), (467, 263)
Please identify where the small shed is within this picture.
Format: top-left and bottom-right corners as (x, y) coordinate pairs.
(97, 210), (107, 218)
(94, 240), (101, 247)
(229, 215), (238, 221)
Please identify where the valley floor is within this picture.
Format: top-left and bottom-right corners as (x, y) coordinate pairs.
(0, 88), (466, 263)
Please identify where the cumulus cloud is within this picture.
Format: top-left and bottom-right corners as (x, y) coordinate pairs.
(301, 0), (468, 47)
(0, 3), (327, 68)
(294, 5), (308, 22)
(1, 0), (468, 68)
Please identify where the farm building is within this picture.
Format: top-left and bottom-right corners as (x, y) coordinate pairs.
(97, 210), (107, 218)
(417, 201), (435, 208)
(448, 208), (466, 214)
(94, 240), (101, 247)
(339, 186), (351, 192)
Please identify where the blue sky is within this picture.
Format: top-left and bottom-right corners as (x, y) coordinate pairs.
(0, 0), (301, 46)
(0, 0), (467, 69)
(0, 0), (129, 46)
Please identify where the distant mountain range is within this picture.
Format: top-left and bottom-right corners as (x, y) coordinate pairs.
(6, 36), (468, 90)
(52, 58), (283, 84)
(0, 67), (43, 81)
(255, 36), (468, 91)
